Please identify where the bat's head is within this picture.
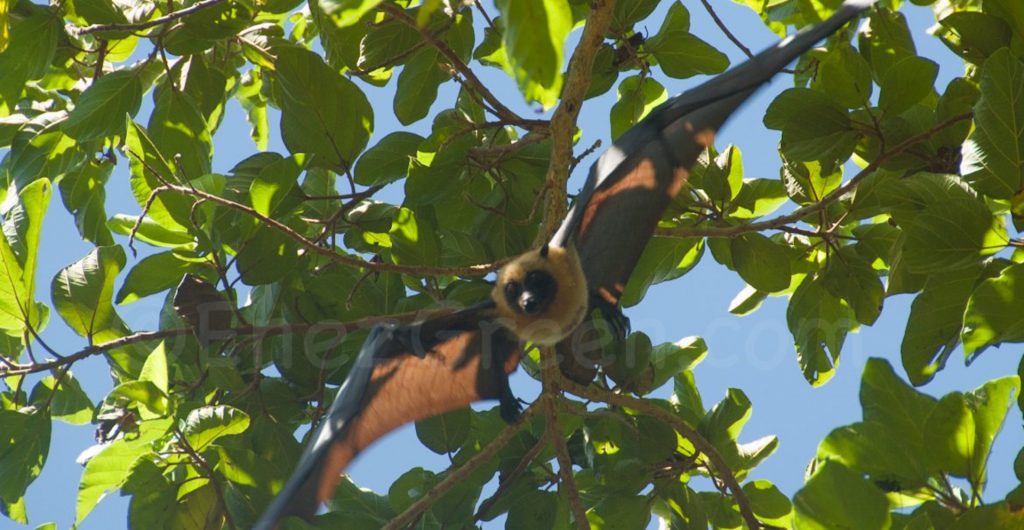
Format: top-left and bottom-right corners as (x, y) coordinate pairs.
(494, 244), (588, 345)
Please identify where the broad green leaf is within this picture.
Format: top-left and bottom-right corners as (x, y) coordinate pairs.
(647, 2), (728, 79)
(794, 461), (891, 530)
(902, 196), (1004, 274)
(787, 276), (855, 386)
(587, 494), (650, 530)
(949, 502), (1024, 529)
(355, 132), (423, 186)
(235, 225), (300, 285)
(109, 380), (169, 418)
(181, 405), (250, 451)
(764, 88), (857, 162)
(814, 43), (873, 108)
(925, 393), (976, 479)
(394, 48), (449, 126)
(878, 56), (938, 115)
(729, 178), (787, 219)
(731, 233), (791, 293)
(0, 13), (59, 108)
(821, 252), (883, 325)
(0, 179), (50, 334)
(51, 245), (126, 340)
(389, 207), (439, 266)
(779, 159), (843, 205)
(8, 112), (83, 188)
(743, 480), (793, 527)
(124, 121), (194, 231)
(938, 12), (1012, 63)
(964, 49), (1024, 200)
(508, 490), (562, 530)
(964, 376), (1019, 487)
(621, 236), (703, 307)
(116, 251), (193, 304)
(610, 75), (667, 140)
(728, 285), (768, 316)
(58, 157), (115, 246)
(147, 88), (213, 180)
(902, 266), (980, 385)
(63, 70), (143, 142)
(108, 214), (194, 249)
(610, 0), (658, 32)
(250, 154), (305, 217)
(649, 336), (707, 391)
(139, 342), (169, 394)
(415, 408), (470, 455)
(858, 9), (915, 81)
(962, 262), (1024, 355)
(0, 409), (50, 504)
(494, 0), (572, 108)
(985, 0), (1024, 43)
(327, 477), (395, 526)
(697, 145), (743, 204)
(319, 0), (383, 29)
(274, 46), (373, 169)
(29, 373), (94, 425)
(77, 418), (172, 525)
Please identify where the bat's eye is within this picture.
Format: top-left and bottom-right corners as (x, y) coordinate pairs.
(504, 281), (522, 309)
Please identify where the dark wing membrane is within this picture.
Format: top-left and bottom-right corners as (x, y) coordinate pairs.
(253, 301), (520, 530)
(551, 0), (874, 305)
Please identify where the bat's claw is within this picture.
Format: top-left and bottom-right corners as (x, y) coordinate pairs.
(499, 385), (522, 423)
(592, 295), (630, 340)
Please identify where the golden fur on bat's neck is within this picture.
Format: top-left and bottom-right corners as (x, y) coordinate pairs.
(493, 245), (588, 345)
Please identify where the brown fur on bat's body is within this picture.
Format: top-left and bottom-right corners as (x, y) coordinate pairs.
(254, 2), (874, 527)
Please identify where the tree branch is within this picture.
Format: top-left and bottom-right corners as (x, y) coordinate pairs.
(72, 0), (225, 35)
(539, 0), (617, 243)
(655, 112), (975, 240)
(555, 374), (764, 530)
(381, 403), (542, 530)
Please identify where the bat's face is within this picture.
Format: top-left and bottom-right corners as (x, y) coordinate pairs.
(494, 245), (588, 346)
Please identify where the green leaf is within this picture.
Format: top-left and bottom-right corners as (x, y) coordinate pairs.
(698, 145), (743, 204)
(729, 178), (787, 219)
(858, 9), (915, 81)
(147, 88), (213, 180)
(389, 207), (439, 266)
(821, 252), (883, 326)
(813, 43), (873, 108)
(0, 409), (50, 504)
(794, 461), (891, 530)
(649, 336), (707, 391)
(902, 195), (1004, 274)
(235, 225), (299, 285)
(938, 12), (1012, 63)
(610, 0), (658, 32)
(124, 120), (193, 231)
(621, 236), (703, 307)
(878, 56), (938, 115)
(0, 13), (59, 108)
(63, 70), (143, 142)
(415, 408), (470, 455)
(963, 262), (1024, 356)
(109, 381), (170, 418)
(250, 154), (305, 217)
(51, 245), (126, 340)
(108, 214), (194, 249)
(326, 477), (395, 526)
(787, 276), (855, 386)
(963, 49), (1024, 200)
(274, 46), (373, 169)
(764, 88), (858, 162)
(508, 490), (562, 530)
(587, 494), (650, 530)
(318, 0), (384, 29)
(731, 233), (791, 293)
(181, 405), (250, 451)
(58, 157), (115, 246)
(493, 0), (571, 108)
(30, 372), (95, 425)
(610, 75), (667, 140)
(355, 132), (423, 186)
(140, 342), (170, 395)
(116, 251), (193, 304)
(77, 418), (172, 525)
(743, 480), (793, 527)
(647, 2), (728, 79)
(902, 266), (980, 385)
(0, 179), (50, 334)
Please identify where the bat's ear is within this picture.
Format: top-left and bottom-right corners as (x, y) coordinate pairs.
(540, 244), (550, 258)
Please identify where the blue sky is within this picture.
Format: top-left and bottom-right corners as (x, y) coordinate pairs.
(10, 2), (1023, 529)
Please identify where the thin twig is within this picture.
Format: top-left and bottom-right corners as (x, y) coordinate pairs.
(544, 396), (590, 529)
(698, 0), (753, 59)
(173, 426), (238, 530)
(473, 434), (549, 521)
(73, 0), (225, 35)
(381, 404), (542, 530)
(656, 112), (975, 240)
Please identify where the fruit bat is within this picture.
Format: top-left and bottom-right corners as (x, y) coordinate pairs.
(253, 1), (872, 527)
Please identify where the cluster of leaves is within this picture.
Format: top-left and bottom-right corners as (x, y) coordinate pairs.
(0, 0), (1022, 528)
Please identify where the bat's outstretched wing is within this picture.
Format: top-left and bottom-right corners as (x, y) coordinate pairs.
(551, 0), (874, 307)
(253, 301), (520, 530)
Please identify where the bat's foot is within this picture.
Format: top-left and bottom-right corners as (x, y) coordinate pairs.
(498, 384), (522, 423)
(592, 295), (630, 340)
